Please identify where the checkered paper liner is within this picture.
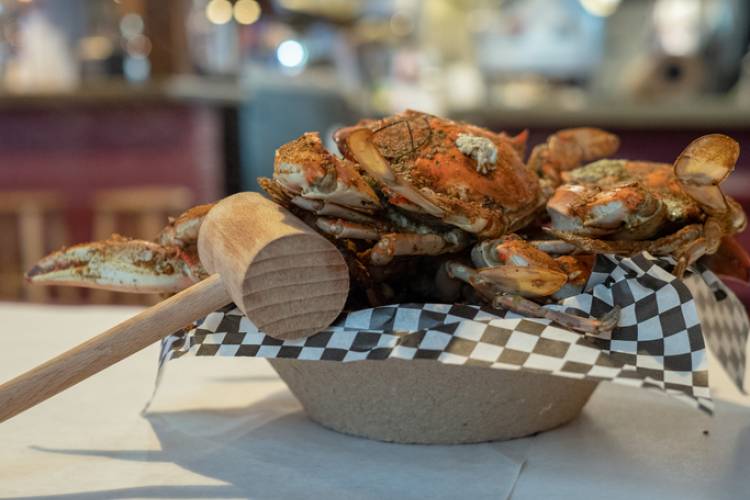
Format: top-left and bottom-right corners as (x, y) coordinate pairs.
(160, 253), (750, 413)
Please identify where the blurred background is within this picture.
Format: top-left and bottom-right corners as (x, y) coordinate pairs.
(3, 0), (750, 305)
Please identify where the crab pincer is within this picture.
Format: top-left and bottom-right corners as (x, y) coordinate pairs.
(445, 262), (619, 336)
(26, 236), (203, 293)
(527, 128), (621, 185)
(25, 204), (212, 293)
(671, 134), (747, 275)
(443, 237), (619, 335)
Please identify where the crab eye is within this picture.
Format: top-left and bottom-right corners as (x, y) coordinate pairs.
(371, 115), (432, 160)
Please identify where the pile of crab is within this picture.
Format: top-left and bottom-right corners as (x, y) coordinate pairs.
(28, 110), (749, 335)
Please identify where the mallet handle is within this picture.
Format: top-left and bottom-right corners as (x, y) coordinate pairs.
(0, 274), (228, 423)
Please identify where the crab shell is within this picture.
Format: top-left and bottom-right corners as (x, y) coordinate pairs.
(333, 110), (545, 238)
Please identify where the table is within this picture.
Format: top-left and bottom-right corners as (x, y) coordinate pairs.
(1, 302), (749, 499)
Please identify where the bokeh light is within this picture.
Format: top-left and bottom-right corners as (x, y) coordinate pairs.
(206, 0), (233, 25)
(276, 39), (307, 68)
(579, 0), (621, 17)
(234, 0), (261, 25)
(119, 13), (144, 39)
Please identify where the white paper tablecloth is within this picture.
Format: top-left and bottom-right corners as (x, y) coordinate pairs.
(1, 302), (749, 499)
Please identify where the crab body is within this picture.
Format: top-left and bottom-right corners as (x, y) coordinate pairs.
(546, 134), (747, 277)
(333, 110), (545, 237)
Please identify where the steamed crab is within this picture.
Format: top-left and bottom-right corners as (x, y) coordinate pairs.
(545, 134), (747, 277)
(446, 133), (748, 313)
(258, 110), (618, 266)
(26, 111), (747, 335)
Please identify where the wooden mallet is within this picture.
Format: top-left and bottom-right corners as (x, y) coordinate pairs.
(0, 193), (350, 423)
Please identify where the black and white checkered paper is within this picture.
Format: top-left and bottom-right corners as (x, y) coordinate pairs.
(160, 253), (750, 413)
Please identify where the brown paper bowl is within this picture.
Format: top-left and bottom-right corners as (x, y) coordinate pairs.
(269, 359), (597, 444)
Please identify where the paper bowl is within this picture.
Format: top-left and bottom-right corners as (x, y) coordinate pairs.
(269, 359), (597, 444)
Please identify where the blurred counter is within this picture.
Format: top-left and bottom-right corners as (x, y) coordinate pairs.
(0, 75), (244, 108)
(456, 98), (750, 129)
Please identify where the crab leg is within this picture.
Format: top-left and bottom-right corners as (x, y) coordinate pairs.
(158, 204), (213, 247)
(315, 215), (470, 265)
(670, 212), (743, 277)
(546, 225), (711, 278)
(674, 133), (739, 216)
(529, 239), (578, 254)
(546, 225), (703, 255)
(26, 236), (202, 293)
(291, 197), (377, 224)
(446, 262), (619, 336)
(545, 228), (647, 255)
(369, 230), (470, 265)
(316, 218), (381, 240)
(27, 204), (211, 294)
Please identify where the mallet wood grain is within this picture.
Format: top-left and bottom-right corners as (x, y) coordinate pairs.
(0, 193), (349, 423)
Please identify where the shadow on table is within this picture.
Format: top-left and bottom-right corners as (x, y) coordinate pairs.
(15, 386), (750, 500)
(493, 389), (750, 500)
(19, 389), (523, 500)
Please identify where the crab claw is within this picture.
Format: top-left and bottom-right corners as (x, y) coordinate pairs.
(445, 261), (619, 335)
(674, 133), (739, 215)
(528, 128), (620, 184)
(272, 132), (381, 213)
(471, 235), (593, 299)
(26, 235), (203, 293)
(476, 265), (567, 297)
(158, 203), (213, 247)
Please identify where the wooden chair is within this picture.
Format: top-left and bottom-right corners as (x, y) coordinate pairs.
(90, 186), (194, 304)
(0, 191), (69, 302)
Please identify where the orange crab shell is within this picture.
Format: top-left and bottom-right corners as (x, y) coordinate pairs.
(335, 110), (544, 237)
